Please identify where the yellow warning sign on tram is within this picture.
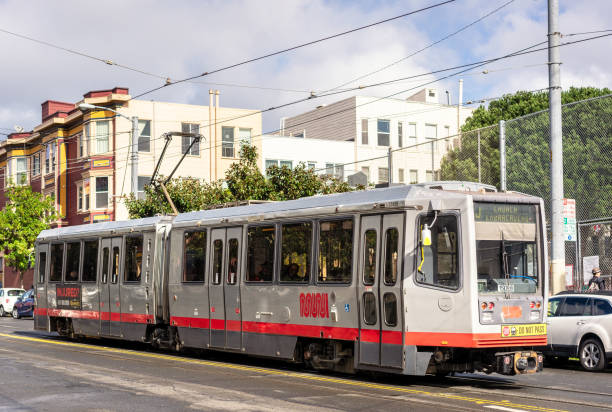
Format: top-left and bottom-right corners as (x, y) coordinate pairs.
(501, 323), (546, 338)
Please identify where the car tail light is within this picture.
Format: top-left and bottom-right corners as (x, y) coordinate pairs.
(5, 299), (8, 304)
(488, 302), (495, 310)
(481, 302), (487, 310)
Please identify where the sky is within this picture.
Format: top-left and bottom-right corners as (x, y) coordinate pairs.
(0, 0), (610, 134)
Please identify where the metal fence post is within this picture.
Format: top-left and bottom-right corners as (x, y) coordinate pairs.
(499, 120), (506, 191)
(477, 129), (482, 183)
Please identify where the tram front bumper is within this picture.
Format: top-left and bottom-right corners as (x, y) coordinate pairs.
(495, 351), (543, 375)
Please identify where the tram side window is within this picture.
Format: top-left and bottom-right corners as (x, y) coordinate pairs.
(38, 251), (47, 283)
(212, 239), (223, 285)
(64, 242), (81, 282)
(111, 247), (120, 284)
(363, 230), (376, 286)
(183, 230), (207, 282)
(101, 247), (110, 284)
(384, 228), (399, 285)
(227, 238), (239, 285)
(363, 292), (377, 325)
(82, 240), (98, 282)
(246, 225), (275, 282)
(280, 222), (312, 283)
(50, 244), (63, 282)
(383, 293), (398, 327)
(318, 219), (353, 283)
(124, 236), (143, 283)
(416, 214), (459, 290)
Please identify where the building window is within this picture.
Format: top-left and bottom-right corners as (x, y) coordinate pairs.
(222, 126), (235, 158)
(444, 125), (451, 138)
(138, 120), (151, 152)
(138, 176), (151, 200)
(398, 121), (403, 147)
(361, 119), (368, 145)
(32, 153), (41, 176)
(398, 168), (405, 183)
(325, 163), (344, 179)
(408, 123), (417, 142)
(361, 166), (369, 180)
(45, 145), (50, 174)
(307, 162), (316, 169)
(238, 128), (251, 146)
(280, 160), (293, 169)
(77, 180), (90, 211)
(78, 185), (83, 210)
(426, 170), (434, 182)
(425, 124), (437, 139)
(95, 176), (109, 209)
(410, 169), (418, 184)
(378, 167), (389, 183)
(83, 124), (90, 157)
(16, 157), (27, 185)
(265, 159), (278, 171)
(181, 123), (200, 155)
(77, 132), (84, 158)
(377, 119), (390, 146)
(96, 120), (110, 153)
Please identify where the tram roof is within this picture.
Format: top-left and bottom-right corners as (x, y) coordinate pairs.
(37, 215), (169, 241)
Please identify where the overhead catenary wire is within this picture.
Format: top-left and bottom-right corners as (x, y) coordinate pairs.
(8, 33), (611, 178)
(321, 0), (516, 93)
(19, 31), (610, 178)
(128, 0), (457, 100)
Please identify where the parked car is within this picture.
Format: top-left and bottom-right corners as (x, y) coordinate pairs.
(12, 289), (35, 319)
(545, 292), (612, 371)
(0, 288), (26, 317)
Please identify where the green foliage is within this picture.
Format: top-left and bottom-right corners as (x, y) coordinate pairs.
(441, 87), (612, 201)
(126, 144), (360, 218)
(0, 185), (59, 285)
(225, 145), (269, 201)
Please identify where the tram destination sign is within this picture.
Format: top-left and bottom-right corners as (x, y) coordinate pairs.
(474, 203), (536, 224)
(56, 284), (82, 310)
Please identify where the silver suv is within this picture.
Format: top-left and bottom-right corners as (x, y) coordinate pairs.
(545, 292), (612, 371)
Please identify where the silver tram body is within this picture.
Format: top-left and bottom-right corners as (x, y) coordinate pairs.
(34, 184), (547, 376)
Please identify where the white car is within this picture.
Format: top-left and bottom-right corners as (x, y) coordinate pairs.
(545, 292), (612, 371)
(0, 288), (26, 317)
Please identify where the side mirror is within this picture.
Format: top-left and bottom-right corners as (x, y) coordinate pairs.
(421, 225), (432, 246)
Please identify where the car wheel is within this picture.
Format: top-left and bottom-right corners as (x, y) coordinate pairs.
(579, 338), (606, 371)
(12, 308), (19, 319)
(0, 306), (5, 317)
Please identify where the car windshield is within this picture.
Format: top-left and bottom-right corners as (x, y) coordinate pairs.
(7, 290), (23, 297)
(474, 203), (540, 295)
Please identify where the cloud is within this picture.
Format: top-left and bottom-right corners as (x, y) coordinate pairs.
(0, 0), (609, 134)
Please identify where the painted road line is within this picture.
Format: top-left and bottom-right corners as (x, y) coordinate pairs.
(0, 332), (566, 412)
(485, 406), (528, 412)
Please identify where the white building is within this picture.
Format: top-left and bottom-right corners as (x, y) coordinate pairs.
(260, 135), (353, 178)
(281, 88), (474, 185)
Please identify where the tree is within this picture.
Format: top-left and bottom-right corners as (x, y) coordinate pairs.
(0, 185), (59, 288)
(125, 144), (359, 219)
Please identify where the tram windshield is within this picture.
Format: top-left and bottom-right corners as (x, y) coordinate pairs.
(474, 202), (540, 295)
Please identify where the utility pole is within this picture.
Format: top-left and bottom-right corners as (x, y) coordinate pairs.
(548, 0), (564, 294)
(131, 116), (139, 196)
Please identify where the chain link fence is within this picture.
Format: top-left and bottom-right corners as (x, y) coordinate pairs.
(504, 94), (612, 289)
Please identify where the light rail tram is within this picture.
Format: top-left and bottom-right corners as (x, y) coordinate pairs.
(34, 183), (547, 376)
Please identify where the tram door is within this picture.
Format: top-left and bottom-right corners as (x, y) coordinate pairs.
(358, 214), (404, 368)
(209, 227), (243, 350)
(99, 237), (122, 337)
(34, 244), (49, 331)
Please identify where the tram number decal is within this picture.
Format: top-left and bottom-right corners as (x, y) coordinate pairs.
(299, 293), (329, 318)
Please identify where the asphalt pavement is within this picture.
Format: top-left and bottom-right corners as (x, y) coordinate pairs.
(0, 317), (610, 412)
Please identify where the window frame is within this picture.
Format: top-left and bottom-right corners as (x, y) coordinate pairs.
(182, 229), (207, 283)
(81, 239), (99, 283)
(279, 220), (313, 285)
(413, 211), (462, 292)
(425, 123), (437, 140)
(315, 216), (355, 286)
(245, 223), (276, 284)
(221, 126), (235, 158)
(397, 121), (403, 147)
(361, 118), (369, 145)
(123, 235), (144, 284)
(377, 119), (390, 147)
(138, 119), (151, 153)
(95, 176), (110, 209)
(95, 120), (110, 154)
(64, 241), (81, 283)
(181, 123), (200, 156)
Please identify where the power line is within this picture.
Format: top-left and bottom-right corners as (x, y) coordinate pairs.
(129, 0), (457, 100)
(322, 0), (516, 93)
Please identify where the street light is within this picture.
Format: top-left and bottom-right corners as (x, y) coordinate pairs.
(78, 103), (139, 196)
